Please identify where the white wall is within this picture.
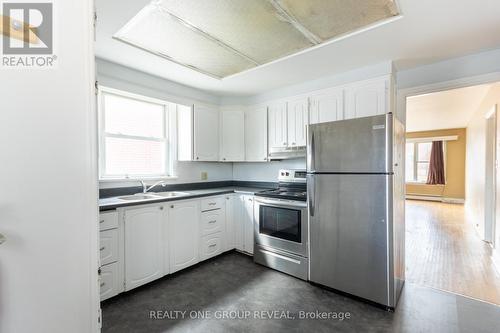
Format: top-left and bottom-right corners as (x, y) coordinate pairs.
(466, 83), (500, 240)
(233, 159), (306, 182)
(96, 58), (233, 189)
(221, 61), (393, 106)
(0, 1), (99, 332)
(397, 48), (500, 90)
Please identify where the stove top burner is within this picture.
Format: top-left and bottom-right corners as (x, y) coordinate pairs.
(256, 184), (307, 202)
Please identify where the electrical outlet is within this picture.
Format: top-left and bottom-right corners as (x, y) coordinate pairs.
(201, 172), (208, 181)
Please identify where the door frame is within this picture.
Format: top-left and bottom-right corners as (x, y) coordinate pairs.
(485, 107), (497, 244)
(397, 71), (500, 242)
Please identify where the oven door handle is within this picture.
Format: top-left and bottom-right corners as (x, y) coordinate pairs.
(254, 198), (307, 210)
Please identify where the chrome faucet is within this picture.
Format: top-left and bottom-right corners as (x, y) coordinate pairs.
(140, 180), (167, 194)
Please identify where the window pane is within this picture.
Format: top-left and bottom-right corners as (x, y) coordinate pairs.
(105, 137), (165, 176)
(417, 162), (429, 182)
(104, 93), (165, 138)
(417, 142), (432, 162)
(405, 143), (414, 182)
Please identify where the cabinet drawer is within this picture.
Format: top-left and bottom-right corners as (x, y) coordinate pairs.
(200, 233), (223, 261)
(201, 196), (224, 211)
(100, 229), (119, 266)
(100, 262), (120, 301)
(201, 209), (224, 236)
(99, 211), (118, 231)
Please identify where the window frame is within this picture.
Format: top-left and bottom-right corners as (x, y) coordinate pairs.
(98, 86), (175, 181)
(406, 140), (446, 184)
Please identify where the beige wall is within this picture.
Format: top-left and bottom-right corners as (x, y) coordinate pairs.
(466, 83), (500, 240)
(406, 128), (466, 200)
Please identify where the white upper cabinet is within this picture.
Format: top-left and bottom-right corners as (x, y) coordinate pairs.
(245, 106), (268, 162)
(194, 105), (219, 161)
(344, 77), (388, 120)
(220, 109), (245, 162)
(287, 96), (308, 147)
(268, 101), (288, 149)
(309, 87), (344, 125)
(124, 205), (165, 291)
(169, 200), (200, 273)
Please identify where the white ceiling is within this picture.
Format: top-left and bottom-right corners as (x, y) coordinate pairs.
(406, 84), (493, 132)
(95, 0), (500, 97)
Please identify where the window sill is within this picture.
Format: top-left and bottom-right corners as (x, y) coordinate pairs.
(99, 176), (179, 183)
(406, 182), (445, 186)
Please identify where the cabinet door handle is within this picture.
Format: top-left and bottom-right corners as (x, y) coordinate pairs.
(209, 220), (217, 224)
(99, 219), (105, 224)
(100, 246), (105, 251)
(196, 157), (199, 160)
(159, 206), (164, 210)
(208, 202), (216, 206)
(100, 282), (105, 287)
(208, 244), (217, 248)
(170, 205), (174, 209)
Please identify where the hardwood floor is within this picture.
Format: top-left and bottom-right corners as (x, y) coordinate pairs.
(406, 200), (500, 305)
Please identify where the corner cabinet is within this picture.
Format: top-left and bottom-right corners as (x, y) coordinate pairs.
(124, 205), (165, 291)
(168, 200), (200, 273)
(344, 77), (388, 120)
(220, 109), (245, 162)
(245, 106), (268, 162)
(193, 105), (219, 161)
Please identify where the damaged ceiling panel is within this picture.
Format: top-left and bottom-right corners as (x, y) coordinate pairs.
(114, 0), (400, 79)
(277, 0), (399, 40)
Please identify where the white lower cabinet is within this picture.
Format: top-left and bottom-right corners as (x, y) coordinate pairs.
(200, 233), (224, 260)
(233, 194), (254, 254)
(224, 195), (235, 251)
(243, 195), (255, 254)
(99, 229), (118, 266)
(100, 262), (120, 301)
(169, 200), (200, 273)
(200, 207), (225, 236)
(104, 193), (253, 300)
(124, 205), (165, 291)
(99, 211), (122, 302)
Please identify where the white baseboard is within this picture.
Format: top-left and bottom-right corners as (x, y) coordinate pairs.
(406, 195), (465, 204)
(442, 197), (466, 204)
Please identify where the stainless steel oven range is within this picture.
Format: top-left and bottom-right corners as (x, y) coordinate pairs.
(253, 169), (309, 280)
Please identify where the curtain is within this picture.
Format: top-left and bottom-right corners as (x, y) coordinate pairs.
(426, 141), (445, 185)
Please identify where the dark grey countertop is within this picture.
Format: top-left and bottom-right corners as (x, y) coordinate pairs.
(99, 186), (270, 211)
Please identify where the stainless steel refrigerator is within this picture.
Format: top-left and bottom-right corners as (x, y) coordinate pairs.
(307, 113), (405, 309)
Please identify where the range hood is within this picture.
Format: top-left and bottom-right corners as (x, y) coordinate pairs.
(268, 146), (306, 160)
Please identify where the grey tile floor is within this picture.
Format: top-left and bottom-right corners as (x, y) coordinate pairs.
(102, 252), (500, 333)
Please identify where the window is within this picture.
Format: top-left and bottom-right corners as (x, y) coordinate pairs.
(406, 141), (439, 183)
(98, 88), (173, 179)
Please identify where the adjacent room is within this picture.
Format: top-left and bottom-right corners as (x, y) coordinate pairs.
(405, 84), (500, 305)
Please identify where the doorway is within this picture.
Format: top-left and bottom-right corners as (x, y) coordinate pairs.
(403, 82), (500, 305)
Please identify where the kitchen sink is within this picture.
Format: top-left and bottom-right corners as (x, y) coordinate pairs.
(117, 194), (160, 201)
(153, 191), (190, 198)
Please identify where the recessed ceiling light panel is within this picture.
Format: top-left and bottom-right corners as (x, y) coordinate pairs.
(114, 0), (400, 79)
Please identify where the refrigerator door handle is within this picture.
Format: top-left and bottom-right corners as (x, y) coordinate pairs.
(308, 131), (315, 172)
(307, 175), (315, 217)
